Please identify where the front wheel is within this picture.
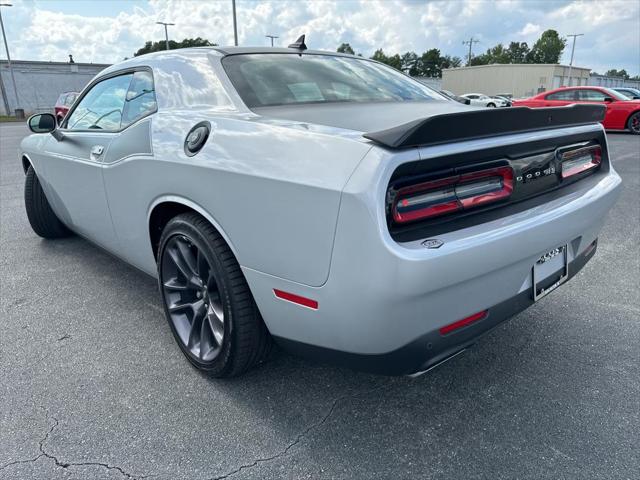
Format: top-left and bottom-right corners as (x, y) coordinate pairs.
(627, 112), (640, 134)
(157, 212), (271, 377)
(24, 166), (71, 239)
(487, 103), (496, 108)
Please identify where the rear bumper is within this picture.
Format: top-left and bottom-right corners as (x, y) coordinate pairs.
(242, 127), (621, 374)
(273, 240), (597, 375)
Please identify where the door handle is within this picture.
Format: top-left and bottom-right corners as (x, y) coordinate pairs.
(90, 145), (105, 161)
(91, 145), (104, 156)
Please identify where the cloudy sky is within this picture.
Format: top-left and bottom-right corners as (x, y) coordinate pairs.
(1, 0), (638, 75)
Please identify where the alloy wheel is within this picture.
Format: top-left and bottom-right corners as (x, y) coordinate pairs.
(161, 235), (225, 362)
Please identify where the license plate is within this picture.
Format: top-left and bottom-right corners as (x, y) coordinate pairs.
(532, 244), (569, 301)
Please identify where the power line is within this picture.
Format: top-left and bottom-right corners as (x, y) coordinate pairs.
(462, 37), (480, 66)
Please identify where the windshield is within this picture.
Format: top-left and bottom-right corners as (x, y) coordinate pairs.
(604, 88), (633, 101)
(222, 53), (443, 108)
(614, 88), (640, 99)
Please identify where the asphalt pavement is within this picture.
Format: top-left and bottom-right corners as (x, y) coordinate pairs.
(1, 122), (638, 480)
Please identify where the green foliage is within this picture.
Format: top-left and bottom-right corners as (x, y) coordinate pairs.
(527, 29), (566, 64)
(337, 43), (355, 55)
(604, 69), (630, 79)
(134, 37), (217, 57)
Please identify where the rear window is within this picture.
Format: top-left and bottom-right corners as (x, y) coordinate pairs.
(222, 53), (442, 108)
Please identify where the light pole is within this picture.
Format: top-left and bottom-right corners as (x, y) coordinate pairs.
(156, 21), (174, 50)
(0, 3), (20, 116)
(565, 33), (583, 87)
(265, 35), (278, 47)
(231, 0), (238, 46)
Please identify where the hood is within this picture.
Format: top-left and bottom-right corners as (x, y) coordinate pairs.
(252, 100), (478, 134)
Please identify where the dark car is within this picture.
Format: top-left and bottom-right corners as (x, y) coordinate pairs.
(613, 87), (640, 100)
(54, 92), (79, 125)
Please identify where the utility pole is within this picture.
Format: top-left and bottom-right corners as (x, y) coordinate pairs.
(462, 37), (479, 66)
(156, 21), (174, 50)
(265, 35), (278, 47)
(232, 0), (238, 46)
(0, 3), (20, 116)
(565, 33), (583, 87)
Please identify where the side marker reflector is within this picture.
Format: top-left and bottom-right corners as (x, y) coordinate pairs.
(439, 310), (488, 335)
(273, 289), (318, 310)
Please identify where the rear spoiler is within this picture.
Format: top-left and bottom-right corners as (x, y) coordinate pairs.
(362, 104), (606, 149)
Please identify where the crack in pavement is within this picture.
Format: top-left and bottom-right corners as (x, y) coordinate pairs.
(1, 412), (154, 480)
(208, 383), (391, 480)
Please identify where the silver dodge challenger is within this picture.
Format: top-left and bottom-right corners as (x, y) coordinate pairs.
(20, 40), (621, 377)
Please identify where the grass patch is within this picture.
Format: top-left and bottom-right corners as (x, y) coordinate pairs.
(0, 115), (25, 123)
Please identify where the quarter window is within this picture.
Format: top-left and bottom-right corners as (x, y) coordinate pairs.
(122, 70), (157, 128)
(577, 89), (608, 101)
(67, 74), (133, 131)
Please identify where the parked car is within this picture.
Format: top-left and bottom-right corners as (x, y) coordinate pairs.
(20, 44), (621, 377)
(440, 89), (471, 105)
(490, 95), (512, 107)
(460, 93), (508, 108)
(613, 87), (640, 100)
(54, 91), (79, 125)
(513, 86), (640, 134)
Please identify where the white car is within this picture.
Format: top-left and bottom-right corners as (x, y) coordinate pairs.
(462, 93), (508, 108)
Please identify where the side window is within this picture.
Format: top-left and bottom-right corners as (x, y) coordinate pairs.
(577, 89), (607, 101)
(121, 70), (157, 128)
(546, 90), (576, 101)
(66, 74), (133, 131)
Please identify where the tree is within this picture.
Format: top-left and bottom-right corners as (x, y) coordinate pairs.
(418, 48), (444, 77)
(134, 37), (216, 57)
(506, 41), (530, 63)
(441, 55), (462, 69)
(605, 69), (630, 79)
(337, 43), (355, 54)
(400, 51), (420, 75)
(527, 29), (566, 64)
(370, 49), (402, 70)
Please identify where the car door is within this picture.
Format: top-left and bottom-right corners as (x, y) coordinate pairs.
(574, 88), (621, 128)
(39, 72), (134, 251)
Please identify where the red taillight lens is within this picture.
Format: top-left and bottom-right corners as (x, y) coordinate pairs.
(439, 310), (488, 335)
(560, 145), (601, 179)
(392, 166), (513, 224)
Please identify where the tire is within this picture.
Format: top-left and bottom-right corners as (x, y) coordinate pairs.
(24, 166), (72, 239)
(487, 103), (496, 108)
(157, 212), (271, 378)
(627, 111), (640, 134)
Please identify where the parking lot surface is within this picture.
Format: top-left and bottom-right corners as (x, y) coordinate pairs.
(1, 122), (638, 480)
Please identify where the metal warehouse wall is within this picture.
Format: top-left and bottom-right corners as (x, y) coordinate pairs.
(0, 60), (110, 116)
(442, 64), (591, 99)
(589, 75), (640, 89)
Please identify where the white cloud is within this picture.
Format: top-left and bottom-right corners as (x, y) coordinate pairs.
(2, 0), (638, 75)
(518, 23), (541, 36)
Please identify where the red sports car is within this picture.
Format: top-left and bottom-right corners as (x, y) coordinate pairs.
(513, 86), (640, 134)
(53, 91), (79, 125)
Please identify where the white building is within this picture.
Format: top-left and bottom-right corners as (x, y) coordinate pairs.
(442, 63), (591, 99)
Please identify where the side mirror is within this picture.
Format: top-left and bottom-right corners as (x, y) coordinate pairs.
(603, 97), (614, 103)
(27, 113), (56, 133)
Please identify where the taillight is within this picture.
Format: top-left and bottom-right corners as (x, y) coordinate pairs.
(560, 145), (601, 179)
(392, 166), (513, 224)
